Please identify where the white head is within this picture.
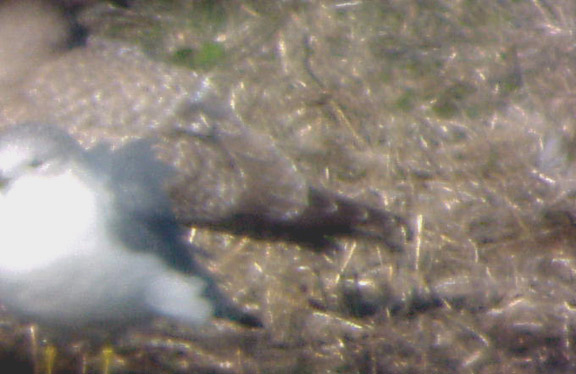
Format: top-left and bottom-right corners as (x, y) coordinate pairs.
(0, 124), (99, 275)
(0, 123), (83, 185)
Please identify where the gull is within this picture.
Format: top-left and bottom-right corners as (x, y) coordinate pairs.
(0, 0), (411, 251)
(0, 123), (248, 330)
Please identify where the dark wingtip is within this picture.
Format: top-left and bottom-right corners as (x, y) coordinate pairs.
(304, 187), (413, 251)
(190, 187), (412, 252)
(213, 308), (263, 328)
(193, 262), (263, 328)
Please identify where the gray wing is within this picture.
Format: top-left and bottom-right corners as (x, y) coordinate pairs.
(86, 139), (195, 273)
(86, 140), (262, 326)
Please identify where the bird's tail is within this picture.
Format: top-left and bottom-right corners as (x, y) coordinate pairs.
(144, 271), (214, 326)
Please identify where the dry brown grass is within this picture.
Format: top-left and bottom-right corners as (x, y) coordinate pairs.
(4, 0), (576, 373)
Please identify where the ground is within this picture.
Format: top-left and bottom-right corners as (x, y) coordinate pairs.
(2, 0), (576, 373)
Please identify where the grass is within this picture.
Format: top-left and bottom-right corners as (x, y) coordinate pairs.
(5, 0), (576, 373)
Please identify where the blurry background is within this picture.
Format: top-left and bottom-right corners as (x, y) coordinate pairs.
(4, 0), (576, 373)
